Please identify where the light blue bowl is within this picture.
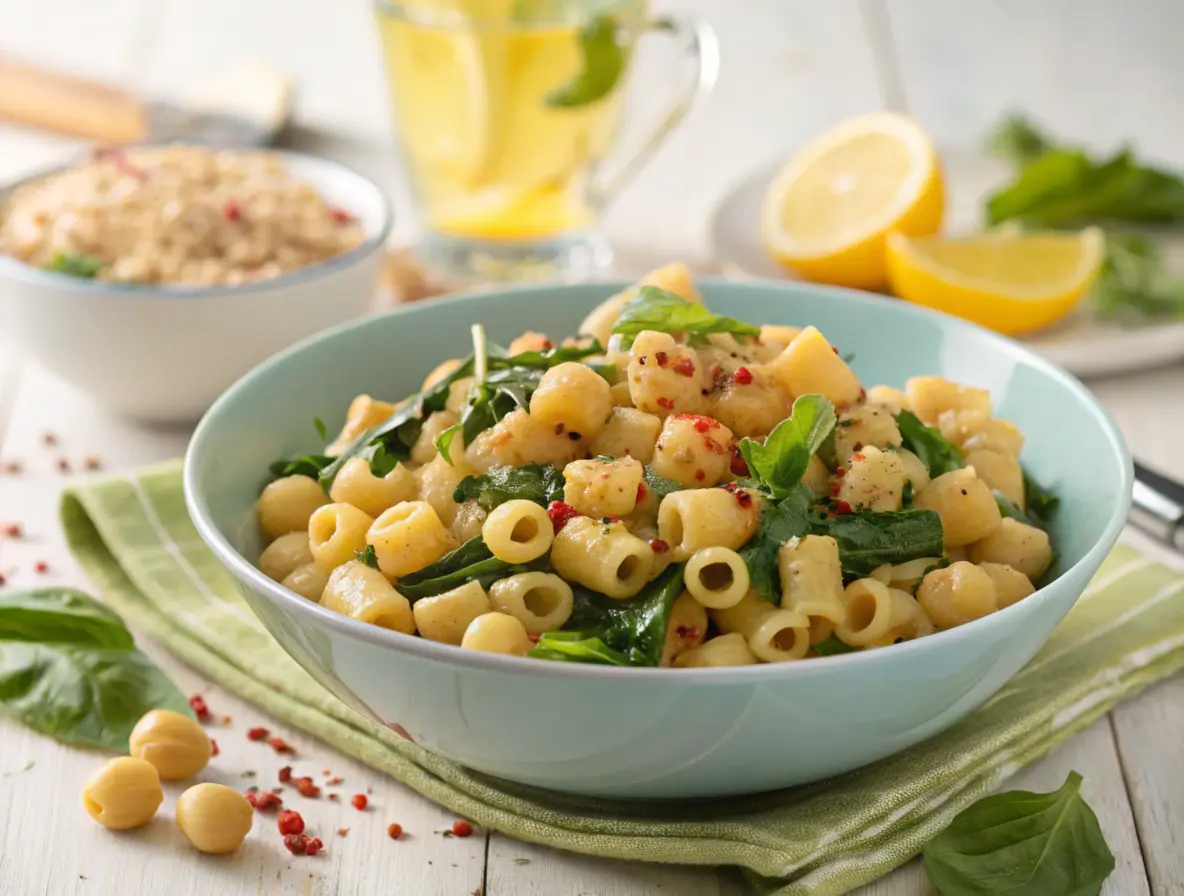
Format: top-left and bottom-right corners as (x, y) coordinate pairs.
(184, 279), (1132, 799)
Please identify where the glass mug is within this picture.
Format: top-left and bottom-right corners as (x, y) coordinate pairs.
(374, 0), (718, 282)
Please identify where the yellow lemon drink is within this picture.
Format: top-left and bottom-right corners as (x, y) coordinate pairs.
(375, 0), (710, 281)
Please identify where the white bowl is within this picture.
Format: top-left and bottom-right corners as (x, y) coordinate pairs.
(0, 150), (393, 424)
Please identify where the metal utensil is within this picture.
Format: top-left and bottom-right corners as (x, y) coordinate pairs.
(1131, 460), (1184, 551)
(0, 58), (292, 146)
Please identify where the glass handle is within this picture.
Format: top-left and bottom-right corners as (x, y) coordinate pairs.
(587, 16), (719, 210)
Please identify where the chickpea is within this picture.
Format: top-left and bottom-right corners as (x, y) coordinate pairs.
(176, 783), (254, 854)
(82, 757), (163, 830)
(129, 709), (212, 781)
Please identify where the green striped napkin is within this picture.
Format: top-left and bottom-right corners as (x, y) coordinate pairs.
(60, 460), (1184, 896)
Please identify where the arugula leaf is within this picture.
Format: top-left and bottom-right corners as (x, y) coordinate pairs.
(611, 286), (761, 346)
(738, 394), (836, 499)
(813, 636), (857, 657)
(923, 770), (1114, 896)
(494, 341), (603, 369)
(453, 464), (566, 512)
(642, 466), (683, 502)
(44, 252), (103, 279)
(896, 410), (964, 477)
(267, 453), (333, 483)
(529, 632), (629, 666)
(355, 545), (379, 569)
(545, 565), (686, 667)
(395, 536), (545, 602)
(811, 509), (945, 578)
(0, 589), (192, 751)
(1024, 471), (1061, 529)
(738, 485), (813, 603)
(544, 15), (626, 109)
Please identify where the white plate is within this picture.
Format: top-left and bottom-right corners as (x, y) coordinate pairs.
(708, 151), (1184, 378)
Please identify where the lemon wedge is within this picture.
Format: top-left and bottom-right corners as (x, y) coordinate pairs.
(761, 112), (944, 290)
(886, 228), (1105, 335)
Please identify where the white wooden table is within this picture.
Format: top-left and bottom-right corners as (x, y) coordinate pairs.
(3, 2), (1184, 893)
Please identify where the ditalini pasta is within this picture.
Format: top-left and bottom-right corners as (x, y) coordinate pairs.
(257, 263), (1061, 667)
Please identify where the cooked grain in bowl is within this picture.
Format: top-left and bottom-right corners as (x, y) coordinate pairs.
(0, 145), (366, 286)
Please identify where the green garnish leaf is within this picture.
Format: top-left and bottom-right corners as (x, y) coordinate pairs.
(923, 770), (1115, 896)
(544, 15), (626, 109)
(395, 536), (546, 602)
(812, 509), (945, 578)
(986, 113), (1054, 166)
(267, 454), (333, 483)
(1092, 234), (1184, 320)
(738, 485), (812, 603)
(1024, 471), (1061, 529)
(453, 464), (566, 512)
(354, 545), (379, 569)
(642, 466), (683, 502)
(611, 286), (761, 346)
(738, 394), (836, 499)
(813, 636), (857, 657)
(529, 632), (629, 666)
(0, 588), (192, 751)
(896, 410), (964, 477)
(314, 417), (328, 441)
(44, 252), (103, 279)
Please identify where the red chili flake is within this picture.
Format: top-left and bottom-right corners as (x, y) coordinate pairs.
(304, 837), (324, 856)
(387, 823), (404, 840)
(42, 432), (57, 447)
(351, 793), (368, 811)
(672, 357), (695, 377)
(245, 791), (258, 807)
(451, 820), (473, 838)
(209, 738), (219, 756)
(734, 489), (753, 508)
(733, 367), (754, 385)
(655, 351), (669, 368)
(278, 766), (292, 783)
(295, 777), (320, 798)
(56, 459), (70, 473)
(851, 452), (866, 462)
(328, 793), (340, 801)
(1, 460), (21, 475)
(546, 501), (580, 533)
(283, 833), (307, 855)
(730, 447), (750, 478)
(247, 726), (269, 741)
(858, 388), (867, 402)
(832, 346), (839, 354)
(277, 810), (305, 836)
(269, 736), (295, 755)
(2, 523), (21, 538)
(830, 482), (841, 496)
(33, 561), (49, 575)
(694, 469), (706, 482)
(834, 501), (854, 515)
(329, 207), (352, 224)
(527, 633), (541, 644)
(223, 200), (243, 221)
(554, 423), (565, 435)
(706, 437), (726, 455)
(656, 397), (675, 410)
(649, 538), (669, 554)
(834, 467), (846, 478)
(322, 769), (331, 776)
(0, 572), (7, 587)
(188, 695), (211, 722)
(220, 715), (232, 725)
(541, 340), (554, 349)
(326, 776), (344, 785)
(673, 413), (719, 433)
(635, 482), (647, 502)
(337, 828), (349, 837)
(83, 456), (101, 471)
(253, 792), (283, 812)
(676, 625), (700, 642)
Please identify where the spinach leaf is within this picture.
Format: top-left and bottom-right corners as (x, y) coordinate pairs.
(923, 770), (1114, 896)
(453, 465), (566, 512)
(0, 589), (192, 751)
(542, 564), (686, 667)
(529, 632), (630, 666)
(45, 252), (103, 279)
(439, 366), (543, 464)
(355, 545), (379, 569)
(494, 340), (604, 369)
(544, 15), (626, 109)
(738, 394), (836, 499)
(813, 636), (857, 657)
(811, 509), (945, 578)
(611, 286), (761, 346)
(395, 536), (546, 601)
(896, 410), (964, 477)
(738, 485), (813, 603)
(1024, 471), (1061, 529)
(267, 453), (333, 482)
(642, 466), (683, 502)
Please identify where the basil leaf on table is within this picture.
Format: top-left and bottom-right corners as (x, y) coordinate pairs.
(544, 15), (627, 109)
(923, 770), (1115, 896)
(896, 410), (964, 477)
(395, 536), (546, 602)
(738, 394), (836, 499)
(0, 588), (192, 751)
(611, 286), (761, 346)
(453, 464), (566, 512)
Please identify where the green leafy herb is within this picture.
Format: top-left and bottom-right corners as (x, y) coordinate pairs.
(611, 286), (761, 347)
(544, 15), (627, 109)
(901, 480), (915, 508)
(1092, 233), (1184, 320)
(493, 340), (604, 369)
(738, 394), (836, 499)
(896, 410), (965, 477)
(535, 565), (685, 667)
(987, 113), (1053, 166)
(642, 466), (684, 502)
(313, 417), (328, 441)
(1024, 471), (1061, 529)
(44, 252), (103, 279)
(813, 636), (857, 657)
(395, 536), (546, 602)
(923, 770), (1115, 896)
(739, 485), (812, 603)
(267, 453), (333, 482)
(0, 589), (192, 751)
(812, 509), (945, 578)
(355, 545), (379, 569)
(453, 464), (566, 512)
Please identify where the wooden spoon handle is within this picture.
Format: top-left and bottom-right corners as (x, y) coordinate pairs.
(0, 59), (147, 142)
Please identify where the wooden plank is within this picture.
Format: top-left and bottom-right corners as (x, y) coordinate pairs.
(0, 361), (486, 896)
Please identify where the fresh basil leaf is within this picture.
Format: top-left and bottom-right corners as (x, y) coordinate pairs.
(453, 464), (566, 512)
(811, 509), (945, 578)
(529, 632), (629, 666)
(738, 485), (812, 604)
(923, 770), (1115, 896)
(0, 589), (192, 751)
(738, 394), (836, 499)
(611, 286), (761, 346)
(395, 536), (545, 601)
(813, 636), (857, 656)
(355, 545), (379, 569)
(544, 15), (626, 109)
(642, 466), (683, 502)
(896, 410), (964, 477)
(267, 453), (333, 483)
(44, 252), (103, 279)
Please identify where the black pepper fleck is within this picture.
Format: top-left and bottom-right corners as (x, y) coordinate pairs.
(568, 431), (582, 441)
